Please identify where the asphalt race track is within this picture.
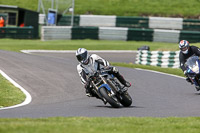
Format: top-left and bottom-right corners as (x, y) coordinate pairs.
(0, 50), (200, 118)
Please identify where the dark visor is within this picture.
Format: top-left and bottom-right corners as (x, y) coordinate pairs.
(76, 51), (87, 62)
(180, 47), (188, 51)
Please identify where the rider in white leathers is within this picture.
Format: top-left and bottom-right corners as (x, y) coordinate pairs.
(76, 48), (131, 98)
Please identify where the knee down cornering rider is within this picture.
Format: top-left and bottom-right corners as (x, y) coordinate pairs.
(76, 48), (131, 97)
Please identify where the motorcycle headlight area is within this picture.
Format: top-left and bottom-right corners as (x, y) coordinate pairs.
(190, 61), (200, 74)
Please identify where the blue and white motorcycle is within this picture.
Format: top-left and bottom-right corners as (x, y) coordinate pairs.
(185, 56), (200, 91)
(87, 68), (132, 108)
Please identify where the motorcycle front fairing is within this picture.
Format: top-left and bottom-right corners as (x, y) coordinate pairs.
(185, 56), (200, 86)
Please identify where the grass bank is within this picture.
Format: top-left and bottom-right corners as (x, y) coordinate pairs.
(0, 39), (189, 52)
(0, 117), (200, 133)
(0, 0), (199, 18)
(1, 38), (200, 52)
(111, 63), (184, 77)
(75, 0), (200, 18)
(0, 74), (25, 108)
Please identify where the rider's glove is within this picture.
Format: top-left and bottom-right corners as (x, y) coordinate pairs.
(112, 67), (118, 73)
(184, 70), (187, 76)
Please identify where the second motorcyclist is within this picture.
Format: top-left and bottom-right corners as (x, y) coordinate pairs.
(179, 40), (200, 90)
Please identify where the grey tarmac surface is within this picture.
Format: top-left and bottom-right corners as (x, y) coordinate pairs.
(0, 50), (200, 118)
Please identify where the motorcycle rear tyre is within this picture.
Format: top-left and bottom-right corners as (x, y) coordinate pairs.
(99, 87), (121, 108)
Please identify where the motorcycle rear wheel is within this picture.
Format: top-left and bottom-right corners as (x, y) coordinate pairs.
(99, 87), (121, 108)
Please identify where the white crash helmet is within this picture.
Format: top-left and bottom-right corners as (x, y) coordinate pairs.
(76, 48), (89, 65)
(179, 40), (190, 54)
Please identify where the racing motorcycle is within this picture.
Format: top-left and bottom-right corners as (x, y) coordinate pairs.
(185, 56), (200, 90)
(87, 68), (132, 108)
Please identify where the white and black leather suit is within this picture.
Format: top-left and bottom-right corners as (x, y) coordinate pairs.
(179, 46), (200, 72)
(77, 54), (128, 91)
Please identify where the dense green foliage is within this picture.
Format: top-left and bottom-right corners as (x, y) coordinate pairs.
(0, 0), (199, 18)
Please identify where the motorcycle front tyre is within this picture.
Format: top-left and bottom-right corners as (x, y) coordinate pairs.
(119, 91), (132, 107)
(99, 87), (121, 108)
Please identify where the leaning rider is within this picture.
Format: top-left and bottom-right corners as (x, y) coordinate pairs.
(76, 48), (131, 99)
(179, 40), (200, 90)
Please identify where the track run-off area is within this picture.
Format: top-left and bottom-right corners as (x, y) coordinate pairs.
(0, 50), (200, 118)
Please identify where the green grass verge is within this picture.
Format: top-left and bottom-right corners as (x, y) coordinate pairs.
(111, 63), (185, 77)
(0, 117), (200, 133)
(0, 38), (194, 52)
(0, 0), (199, 18)
(0, 74), (25, 108)
(1, 39), (200, 52)
(75, 0), (200, 18)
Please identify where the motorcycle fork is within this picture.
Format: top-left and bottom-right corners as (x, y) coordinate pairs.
(195, 76), (200, 86)
(107, 79), (118, 92)
(91, 81), (104, 99)
(99, 75), (115, 96)
(99, 75), (107, 84)
(190, 76), (199, 86)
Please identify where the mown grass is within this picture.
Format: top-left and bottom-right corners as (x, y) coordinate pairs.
(1, 38), (200, 52)
(0, 117), (200, 133)
(0, 74), (25, 108)
(0, 0), (199, 18)
(0, 38), (189, 52)
(75, 0), (200, 18)
(111, 63), (185, 77)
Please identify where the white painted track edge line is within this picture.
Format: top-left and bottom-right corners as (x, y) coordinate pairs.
(0, 70), (32, 110)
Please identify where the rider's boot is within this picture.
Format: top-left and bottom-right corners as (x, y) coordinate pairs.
(101, 98), (107, 105)
(85, 89), (93, 97)
(93, 95), (107, 105)
(89, 92), (107, 104)
(116, 73), (131, 87)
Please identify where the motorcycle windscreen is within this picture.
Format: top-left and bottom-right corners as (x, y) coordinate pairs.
(186, 56), (200, 74)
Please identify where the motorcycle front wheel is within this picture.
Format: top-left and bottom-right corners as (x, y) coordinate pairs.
(99, 87), (121, 108)
(119, 91), (132, 107)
